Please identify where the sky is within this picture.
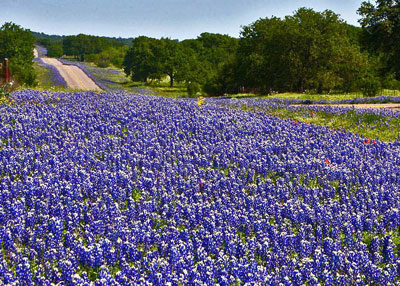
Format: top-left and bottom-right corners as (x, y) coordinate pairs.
(2, 0), (364, 40)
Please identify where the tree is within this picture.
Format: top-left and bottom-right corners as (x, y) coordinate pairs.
(123, 36), (160, 82)
(235, 8), (369, 94)
(123, 34), (238, 92)
(62, 34), (120, 61)
(0, 22), (36, 86)
(46, 41), (63, 58)
(358, 0), (400, 79)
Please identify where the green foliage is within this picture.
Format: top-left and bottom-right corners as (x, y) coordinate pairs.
(131, 188), (142, 201)
(123, 33), (238, 92)
(123, 36), (160, 82)
(0, 83), (11, 98)
(0, 22), (36, 86)
(63, 34), (123, 61)
(382, 73), (400, 91)
(186, 82), (200, 96)
(33, 32), (64, 44)
(46, 41), (63, 58)
(360, 73), (382, 97)
(235, 8), (369, 94)
(87, 46), (128, 68)
(9, 59), (36, 86)
(358, 1), (400, 79)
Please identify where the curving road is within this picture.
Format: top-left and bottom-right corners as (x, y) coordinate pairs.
(34, 49), (101, 91)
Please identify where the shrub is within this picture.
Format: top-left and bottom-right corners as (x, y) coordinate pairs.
(360, 74), (381, 97)
(186, 82), (201, 96)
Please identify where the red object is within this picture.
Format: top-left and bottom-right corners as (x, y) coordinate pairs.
(4, 58), (10, 82)
(324, 159), (330, 164)
(363, 138), (371, 145)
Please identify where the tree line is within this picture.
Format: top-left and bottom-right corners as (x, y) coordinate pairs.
(2, 1), (400, 95)
(123, 33), (238, 95)
(122, 4), (400, 96)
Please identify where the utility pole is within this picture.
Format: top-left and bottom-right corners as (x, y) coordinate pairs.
(4, 58), (11, 83)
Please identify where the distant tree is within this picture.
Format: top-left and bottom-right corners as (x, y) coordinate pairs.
(156, 38), (194, 87)
(123, 36), (160, 82)
(183, 33), (239, 95)
(0, 22), (36, 86)
(63, 34), (120, 61)
(123, 34), (238, 93)
(87, 46), (128, 68)
(235, 8), (368, 94)
(46, 41), (63, 58)
(358, 0), (400, 79)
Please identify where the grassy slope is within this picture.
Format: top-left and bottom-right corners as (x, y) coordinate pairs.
(231, 90), (400, 101)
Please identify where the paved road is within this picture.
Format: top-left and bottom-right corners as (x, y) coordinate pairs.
(34, 49), (101, 91)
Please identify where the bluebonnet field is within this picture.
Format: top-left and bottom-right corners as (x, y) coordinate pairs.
(213, 97), (400, 142)
(1, 90), (400, 285)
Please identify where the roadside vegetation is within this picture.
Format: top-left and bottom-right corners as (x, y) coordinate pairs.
(0, 22), (36, 87)
(215, 97), (400, 142)
(268, 108), (400, 142)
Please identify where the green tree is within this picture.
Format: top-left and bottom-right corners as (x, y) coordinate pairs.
(156, 38), (195, 87)
(46, 41), (63, 58)
(123, 36), (160, 82)
(358, 0), (400, 79)
(235, 8), (368, 94)
(63, 34), (119, 61)
(0, 22), (36, 86)
(123, 34), (238, 92)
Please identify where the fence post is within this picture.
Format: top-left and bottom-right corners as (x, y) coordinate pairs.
(4, 58), (10, 83)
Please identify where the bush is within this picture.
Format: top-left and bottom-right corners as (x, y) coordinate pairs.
(0, 83), (11, 98)
(186, 82), (201, 96)
(9, 59), (37, 86)
(360, 75), (381, 97)
(202, 79), (224, 97)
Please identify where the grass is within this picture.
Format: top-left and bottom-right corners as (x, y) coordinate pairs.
(122, 81), (191, 98)
(229, 90), (400, 101)
(266, 107), (400, 142)
(33, 61), (70, 91)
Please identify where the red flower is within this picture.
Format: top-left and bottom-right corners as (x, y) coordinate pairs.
(363, 138), (372, 145)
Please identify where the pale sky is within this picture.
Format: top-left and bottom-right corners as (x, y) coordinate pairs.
(2, 0), (365, 39)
